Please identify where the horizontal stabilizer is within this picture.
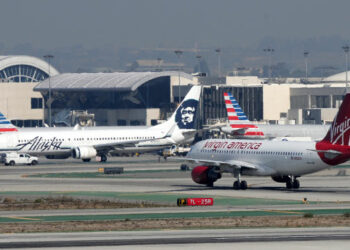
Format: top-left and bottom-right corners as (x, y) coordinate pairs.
(308, 149), (342, 155)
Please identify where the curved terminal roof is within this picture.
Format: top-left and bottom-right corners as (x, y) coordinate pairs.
(323, 71), (350, 82)
(0, 55), (59, 82)
(34, 71), (193, 91)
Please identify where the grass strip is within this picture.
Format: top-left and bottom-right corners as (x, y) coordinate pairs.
(0, 191), (304, 206)
(1, 209), (350, 223)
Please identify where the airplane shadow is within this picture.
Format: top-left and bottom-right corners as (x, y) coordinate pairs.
(157, 184), (350, 194)
(248, 186), (350, 194)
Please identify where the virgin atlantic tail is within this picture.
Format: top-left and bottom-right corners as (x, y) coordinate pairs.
(316, 93), (350, 165)
(0, 112), (18, 133)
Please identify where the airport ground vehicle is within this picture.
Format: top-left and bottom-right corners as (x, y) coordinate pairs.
(162, 145), (191, 158)
(161, 145), (191, 158)
(184, 92), (350, 190)
(0, 152), (38, 166)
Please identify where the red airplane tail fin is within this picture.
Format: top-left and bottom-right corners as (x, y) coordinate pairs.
(321, 93), (350, 145)
(316, 93), (350, 165)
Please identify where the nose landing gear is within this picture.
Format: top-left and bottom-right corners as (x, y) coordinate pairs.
(233, 170), (248, 190)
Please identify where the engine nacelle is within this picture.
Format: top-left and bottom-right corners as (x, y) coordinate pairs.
(72, 146), (97, 159)
(271, 175), (290, 183)
(191, 166), (221, 185)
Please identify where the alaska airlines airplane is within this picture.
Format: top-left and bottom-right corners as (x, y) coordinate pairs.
(185, 92), (350, 189)
(0, 86), (201, 162)
(221, 92), (329, 140)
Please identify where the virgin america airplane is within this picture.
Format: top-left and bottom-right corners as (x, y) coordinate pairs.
(186, 93), (350, 189)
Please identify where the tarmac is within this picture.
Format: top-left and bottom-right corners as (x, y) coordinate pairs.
(0, 228), (350, 249)
(0, 155), (350, 248)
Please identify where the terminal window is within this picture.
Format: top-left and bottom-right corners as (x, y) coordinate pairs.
(31, 98), (43, 109)
(117, 120), (127, 126)
(11, 119), (43, 128)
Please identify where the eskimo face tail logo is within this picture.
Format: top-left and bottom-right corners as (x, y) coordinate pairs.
(175, 99), (198, 129)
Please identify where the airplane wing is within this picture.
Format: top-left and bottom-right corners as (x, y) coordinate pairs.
(182, 124), (234, 138)
(93, 139), (156, 151)
(220, 126), (247, 135)
(183, 157), (257, 169)
(92, 124), (177, 152)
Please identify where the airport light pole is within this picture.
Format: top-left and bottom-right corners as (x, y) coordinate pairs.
(263, 48), (274, 81)
(196, 55), (202, 73)
(304, 51), (309, 81)
(43, 54), (54, 127)
(157, 57), (162, 71)
(343, 45), (349, 93)
(215, 48), (221, 77)
(174, 50), (183, 102)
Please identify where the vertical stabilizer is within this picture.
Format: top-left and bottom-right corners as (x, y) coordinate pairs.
(223, 93), (264, 137)
(321, 93), (350, 145)
(155, 85), (201, 136)
(0, 112), (18, 133)
(316, 93), (350, 165)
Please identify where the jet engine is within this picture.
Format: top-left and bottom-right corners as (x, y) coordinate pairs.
(191, 166), (221, 185)
(72, 146), (97, 159)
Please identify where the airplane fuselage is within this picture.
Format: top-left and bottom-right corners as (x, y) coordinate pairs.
(221, 124), (329, 140)
(0, 127), (167, 156)
(188, 139), (330, 177)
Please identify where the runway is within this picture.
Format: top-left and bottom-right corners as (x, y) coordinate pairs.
(1, 156), (350, 203)
(0, 228), (349, 249)
(1, 155), (350, 248)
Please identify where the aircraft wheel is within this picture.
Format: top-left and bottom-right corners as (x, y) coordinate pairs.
(286, 179), (293, 189)
(233, 181), (240, 190)
(100, 154), (107, 162)
(293, 179), (300, 189)
(240, 180), (248, 190)
(206, 182), (214, 187)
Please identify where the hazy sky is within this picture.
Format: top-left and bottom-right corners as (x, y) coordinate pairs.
(2, 0), (350, 50)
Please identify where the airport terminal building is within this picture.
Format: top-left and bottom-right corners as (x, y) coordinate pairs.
(1, 54), (349, 128)
(0, 55), (59, 127)
(34, 71), (194, 126)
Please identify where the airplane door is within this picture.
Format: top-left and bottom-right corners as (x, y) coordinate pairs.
(305, 150), (316, 165)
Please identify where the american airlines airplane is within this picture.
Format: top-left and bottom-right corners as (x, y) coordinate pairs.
(185, 92), (350, 190)
(0, 86), (201, 162)
(220, 92), (329, 140)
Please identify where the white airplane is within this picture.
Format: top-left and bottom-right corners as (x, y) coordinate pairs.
(0, 86), (201, 162)
(221, 92), (329, 140)
(184, 92), (350, 190)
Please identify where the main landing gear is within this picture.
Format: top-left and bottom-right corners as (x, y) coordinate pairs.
(286, 176), (300, 189)
(233, 170), (248, 190)
(100, 154), (107, 162)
